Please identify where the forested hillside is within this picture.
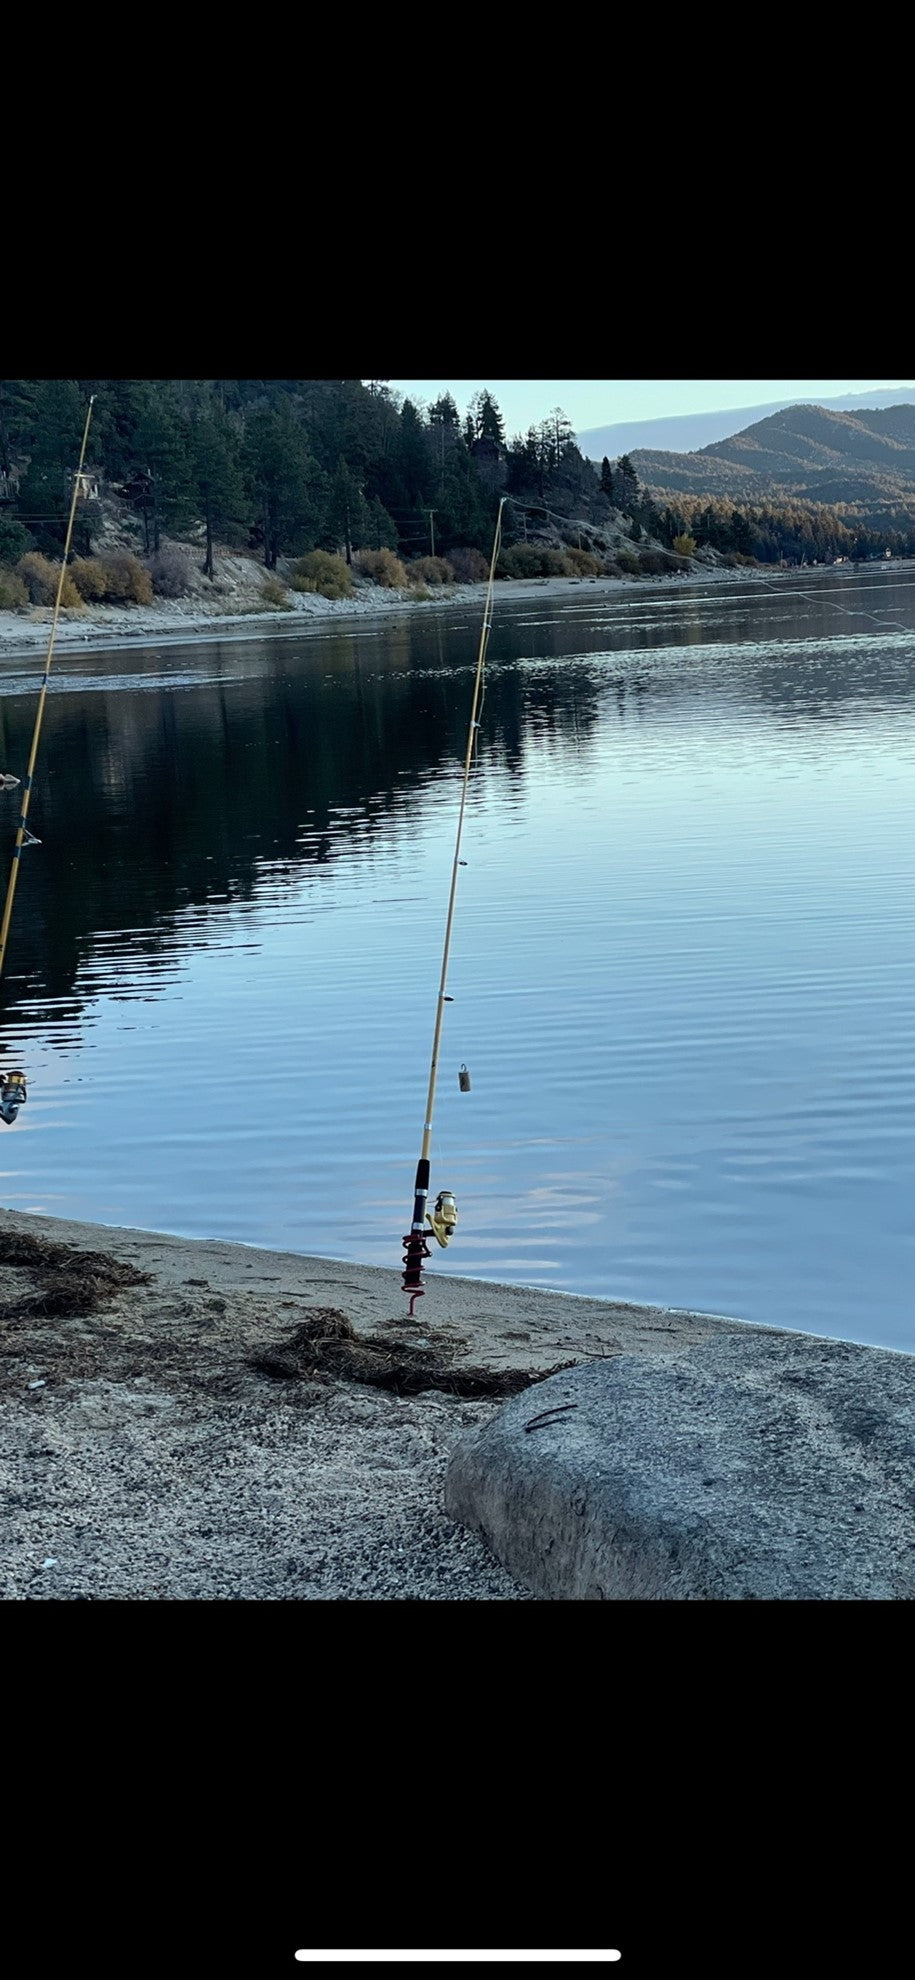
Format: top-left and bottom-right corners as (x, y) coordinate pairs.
(0, 380), (616, 572)
(633, 401), (915, 549)
(2, 381), (914, 595)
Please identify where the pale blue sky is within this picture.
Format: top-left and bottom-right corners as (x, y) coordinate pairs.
(383, 380), (915, 438)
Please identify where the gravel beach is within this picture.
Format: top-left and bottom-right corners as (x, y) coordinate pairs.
(0, 1207), (736, 1601)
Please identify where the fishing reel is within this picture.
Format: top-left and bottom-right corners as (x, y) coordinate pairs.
(401, 1189), (458, 1315)
(427, 1189), (458, 1248)
(0, 1068), (27, 1125)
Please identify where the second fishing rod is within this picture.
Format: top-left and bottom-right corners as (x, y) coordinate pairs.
(0, 393), (96, 1126)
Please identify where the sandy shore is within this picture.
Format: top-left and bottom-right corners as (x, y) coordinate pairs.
(0, 1206), (743, 1601)
(0, 563), (763, 662)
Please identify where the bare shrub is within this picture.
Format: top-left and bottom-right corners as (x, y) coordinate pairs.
(497, 544), (576, 579)
(405, 555), (455, 586)
(261, 574), (290, 608)
(0, 567), (28, 609)
(446, 546), (490, 582)
(98, 553), (154, 604)
(70, 557), (110, 601)
(288, 551), (353, 600)
(353, 548), (407, 588)
(147, 547), (195, 599)
(16, 553), (83, 609)
(564, 548), (603, 577)
(496, 544), (546, 579)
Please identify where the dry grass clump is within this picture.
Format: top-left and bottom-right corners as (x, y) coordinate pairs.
(353, 548), (407, 588)
(69, 556), (110, 601)
(16, 553), (83, 609)
(564, 547), (604, 577)
(99, 553), (154, 604)
(261, 574), (291, 608)
(0, 567), (28, 608)
(497, 543), (579, 580)
(405, 556), (454, 587)
(288, 551), (353, 600)
(66, 552), (156, 604)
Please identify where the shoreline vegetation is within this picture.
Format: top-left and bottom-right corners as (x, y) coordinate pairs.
(0, 556), (789, 663)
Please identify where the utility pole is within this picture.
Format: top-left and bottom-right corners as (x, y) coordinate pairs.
(427, 509), (436, 557)
(202, 479), (213, 580)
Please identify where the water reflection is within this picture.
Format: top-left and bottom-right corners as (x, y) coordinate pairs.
(3, 562), (915, 1352)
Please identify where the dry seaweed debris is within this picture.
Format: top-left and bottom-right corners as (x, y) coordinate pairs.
(0, 1228), (150, 1325)
(250, 1307), (568, 1399)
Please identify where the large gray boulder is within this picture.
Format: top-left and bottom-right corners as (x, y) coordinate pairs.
(444, 1330), (915, 1599)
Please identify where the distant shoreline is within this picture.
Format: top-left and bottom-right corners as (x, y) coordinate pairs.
(0, 561), (787, 665)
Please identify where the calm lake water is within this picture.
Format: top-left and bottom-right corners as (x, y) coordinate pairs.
(2, 563), (915, 1352)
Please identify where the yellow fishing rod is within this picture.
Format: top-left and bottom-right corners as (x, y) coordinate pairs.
(401, 496), (506, 1313)
(0, 394), (95, 1125)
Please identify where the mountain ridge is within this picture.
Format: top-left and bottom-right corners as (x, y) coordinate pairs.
(624, 402), (915, 520)
(578, 388), (915, 460)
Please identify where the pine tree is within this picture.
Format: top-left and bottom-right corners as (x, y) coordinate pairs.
(132, 389), (195, 548)
(13, 380), (92, 555)
(469, 390), (506, 449)
(326, 457), (368, 564)
(242, 405), (328, 567)
(188, 411), (247, 578)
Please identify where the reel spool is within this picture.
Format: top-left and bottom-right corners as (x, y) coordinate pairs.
(0, 1069), (27, 1125)
(427, 1189), (458, 1247)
